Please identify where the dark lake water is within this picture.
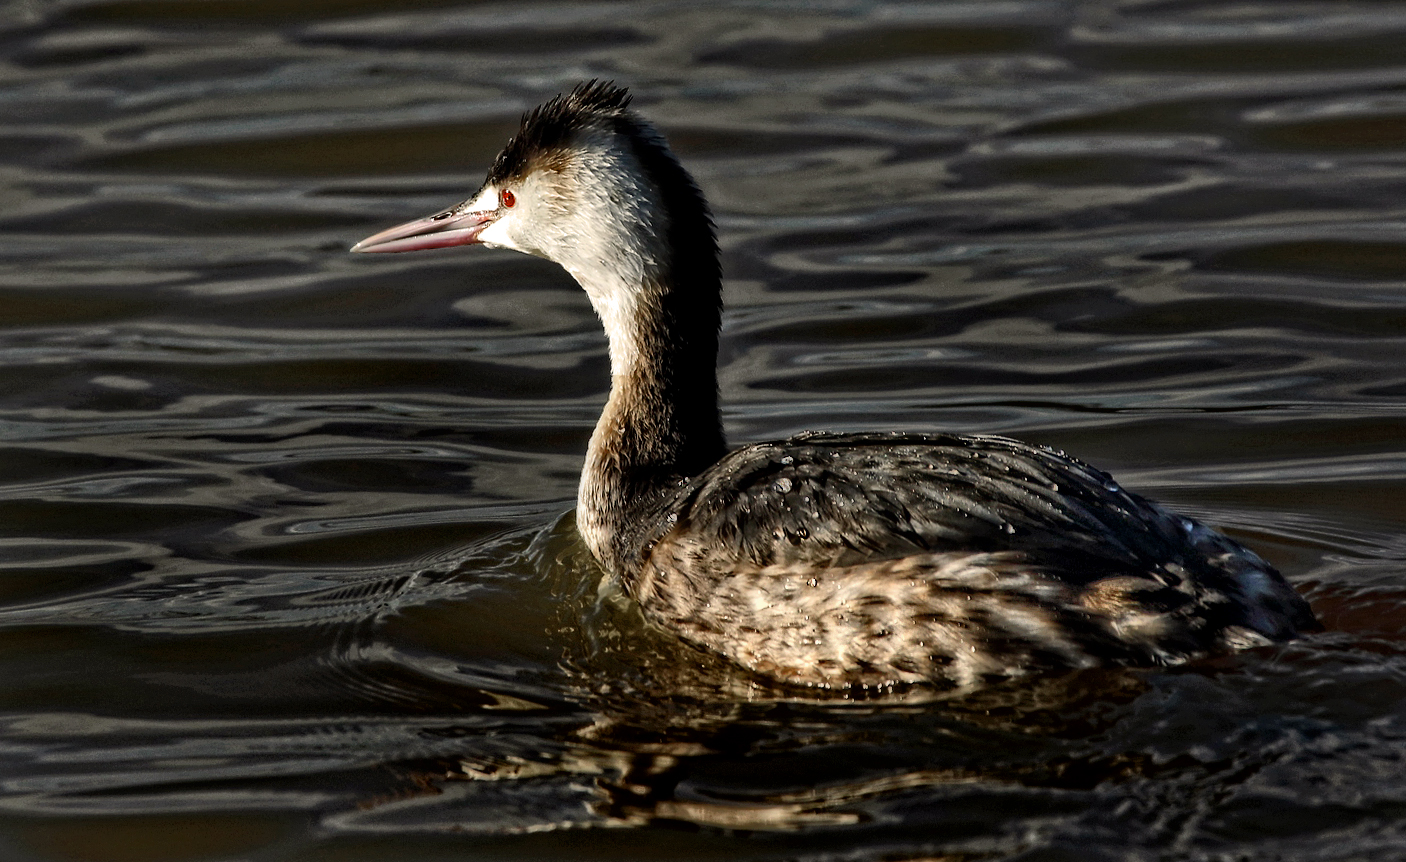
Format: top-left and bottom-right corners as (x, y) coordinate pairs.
(2, 1), (1406, 859)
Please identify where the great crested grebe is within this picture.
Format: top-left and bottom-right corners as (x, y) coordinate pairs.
(352, 81), (1316, 689)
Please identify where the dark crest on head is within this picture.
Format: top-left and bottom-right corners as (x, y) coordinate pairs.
(486, 80), (634, 186)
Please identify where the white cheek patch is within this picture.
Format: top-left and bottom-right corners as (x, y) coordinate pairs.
(476, 217), (514, 250)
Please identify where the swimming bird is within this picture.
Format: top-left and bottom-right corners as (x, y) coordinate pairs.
(352, 81), (1317, 689)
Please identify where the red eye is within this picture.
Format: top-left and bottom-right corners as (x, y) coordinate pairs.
(500, 189), (516, 208)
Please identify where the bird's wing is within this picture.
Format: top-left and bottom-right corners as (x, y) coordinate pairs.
(648, 431), (1194, 583)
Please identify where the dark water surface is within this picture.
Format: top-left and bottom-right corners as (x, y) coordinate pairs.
(2, 1), (1405, 859)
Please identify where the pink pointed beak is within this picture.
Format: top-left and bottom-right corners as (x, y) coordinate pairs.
(350, 206), (498, 254)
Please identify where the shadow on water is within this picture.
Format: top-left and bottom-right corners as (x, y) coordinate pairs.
(296, 514), (1405, 858)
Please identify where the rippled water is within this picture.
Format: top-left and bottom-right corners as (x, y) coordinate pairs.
(2, 1), (1406, 859)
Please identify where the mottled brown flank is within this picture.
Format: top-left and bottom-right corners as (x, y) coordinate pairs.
(618, 431), (1318, 689)
(1080, 576), (1186, 615)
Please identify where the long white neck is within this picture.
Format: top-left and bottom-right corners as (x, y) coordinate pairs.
(573, 260), (726, 576)
(480, 122), (727, 574)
